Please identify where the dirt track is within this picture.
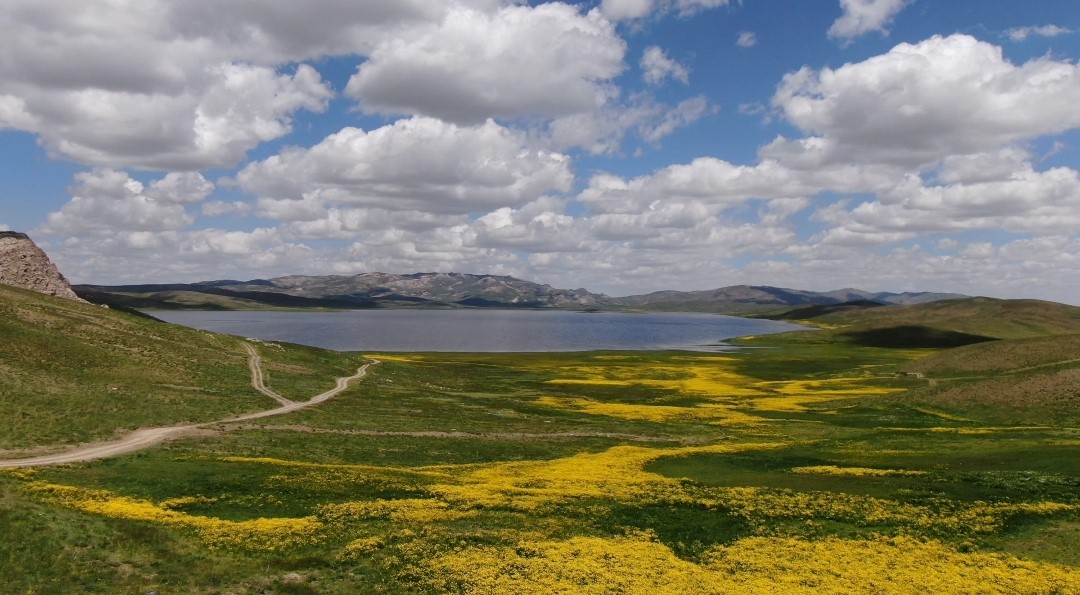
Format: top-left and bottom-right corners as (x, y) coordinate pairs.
(242, 342), (294, 406)
(0, 344), (377, 468)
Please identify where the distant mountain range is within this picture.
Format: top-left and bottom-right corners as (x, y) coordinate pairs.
(74, 272), (969, 314)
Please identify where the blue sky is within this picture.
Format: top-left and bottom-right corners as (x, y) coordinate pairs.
(1, 0), (1078, 303)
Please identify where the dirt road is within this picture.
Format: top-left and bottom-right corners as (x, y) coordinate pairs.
(0, 345), (377, 468)
(242, 342), (294, 406)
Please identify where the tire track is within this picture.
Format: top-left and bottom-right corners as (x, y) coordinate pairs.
(243, 342), (294, 406)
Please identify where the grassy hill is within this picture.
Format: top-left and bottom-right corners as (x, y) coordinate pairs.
(754, 297), (1080, 348)
(741, 297), (1080, 424)
(909, 334), (1080, 375)
(0, 284), (363, 452)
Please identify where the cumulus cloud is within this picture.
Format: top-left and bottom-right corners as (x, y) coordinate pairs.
(237, 117), (573, 220)
(0, 1), (368, 169)
(828, 0), (908, 42)
(345, 4), (625, 124)
(768, 235), (1080, 303)
(814, 162), (1080, 244)
(641, 46), (690, 85)
(2, 63), (331, 170)
(578, 157), (896, 214)
(768, 35), (1080, 168)
(1005, 24), (1073, 42)
(46, 227), (322, 284)
(39, 169), (206, 236)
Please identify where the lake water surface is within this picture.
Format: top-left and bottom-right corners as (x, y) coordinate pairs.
(151, 309), (805, 352)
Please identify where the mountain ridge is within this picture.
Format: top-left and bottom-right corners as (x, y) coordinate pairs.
(75, 272), (970, 314)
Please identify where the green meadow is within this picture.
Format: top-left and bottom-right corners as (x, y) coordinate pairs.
(1, 285), (1079, 593)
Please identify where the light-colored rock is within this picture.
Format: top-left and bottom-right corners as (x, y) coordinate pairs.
(0, 231), (87, 302)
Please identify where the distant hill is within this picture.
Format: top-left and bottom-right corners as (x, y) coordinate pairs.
(75, 273), (969, 313)
(817, 297), (1080, 340)
(612, 285), (966, 313)
(748, 297), (1080, 348)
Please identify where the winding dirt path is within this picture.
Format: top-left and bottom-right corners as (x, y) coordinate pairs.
(242, 342), (294, 406)
(0, 345), (378, 468)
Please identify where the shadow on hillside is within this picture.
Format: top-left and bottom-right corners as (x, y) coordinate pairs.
(839, 325), (997, 348)
(765, 300), (886, 320)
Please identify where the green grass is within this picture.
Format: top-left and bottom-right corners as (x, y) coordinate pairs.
(0, 284), (364, 450)
(1, 290), (1078, 592)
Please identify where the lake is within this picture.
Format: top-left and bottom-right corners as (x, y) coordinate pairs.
(150, 309), (805, 352)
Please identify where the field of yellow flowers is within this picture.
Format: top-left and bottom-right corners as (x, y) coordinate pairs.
(3, 342), (1079, 593)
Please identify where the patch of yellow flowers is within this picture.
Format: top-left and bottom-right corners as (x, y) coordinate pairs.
(421, 532), (1080, 594)
(22, 441), (1080, 550)
(535, 357), (906, 422)
(688, 486), (1077, 536)
(536, 396), (767, 425)
(23, 482), (324, 552)
(791, 465), (927, 477)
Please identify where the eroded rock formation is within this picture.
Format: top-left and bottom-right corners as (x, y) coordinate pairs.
(0, 231), (86, 302)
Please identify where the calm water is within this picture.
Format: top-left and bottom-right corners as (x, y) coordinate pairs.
(150, 309), (805, 352)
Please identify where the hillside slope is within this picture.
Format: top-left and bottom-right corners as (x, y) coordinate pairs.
(824, 297), (1080, 339)
(0, 284), (362, 452)
(757, 297), (1080, 348)
(748, 297), (1080, 423)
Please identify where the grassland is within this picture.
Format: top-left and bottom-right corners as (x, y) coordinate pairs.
(1, 290), (1079, 593)
(0, 283), (364, 453)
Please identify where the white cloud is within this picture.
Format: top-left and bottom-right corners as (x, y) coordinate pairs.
(145, 172), (215, 204)
(0, 0), (544, 170)
(936, 238), (959, 251)
(640, 96), (713, 143)
(47, 227), (322, 284)
(815, 162), (1080, 240)
(38, 169), (200, 236)
(828, 0), (908, 42)
(285, 208), (466, 241)
(736, 31), (757, 48)
(600, 0), (731, 21)
(0, 1), (358, 169)
(202, 201), (252, 217)
(578, 157), (896, 214)
(238, 117), (573, 219)
(641, 46), (690, 85)
(345, 4), (625, 124)
(769, 35), (1080, 168)
(2, 60), (331, 170)
(771, 235), (1080, 304)
(548, 94), (712, 154)
(933, 147), (1031, 185)
(1005, 24), (1073, 42)
(738, 102), (767, 116)
(601, 0), (655, 21)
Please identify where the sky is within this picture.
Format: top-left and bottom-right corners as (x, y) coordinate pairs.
(1, 1), (1079, 303)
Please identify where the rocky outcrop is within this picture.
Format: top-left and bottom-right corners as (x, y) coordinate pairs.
(0, 231), (86, 302)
